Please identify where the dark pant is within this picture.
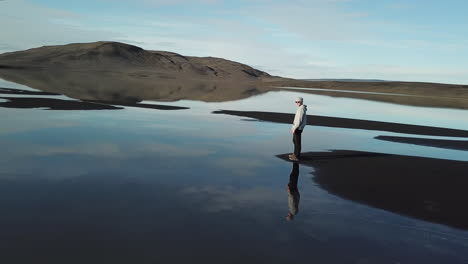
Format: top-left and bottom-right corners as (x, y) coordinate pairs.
(293, 129), (302, 157)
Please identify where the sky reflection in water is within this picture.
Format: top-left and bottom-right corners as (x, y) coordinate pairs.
(1, 78), (468, 263)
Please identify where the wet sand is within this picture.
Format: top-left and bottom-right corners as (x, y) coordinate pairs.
(277, 150), (468, 230)
(0, 87), (61, 96)
(0, 87), (190, 110)
(0, 97), (124, 110)
(376, 136), (468, 151)
(83, 100), (189, 110)
(214, 110), (468, 137)
(0, 97), (189, 111)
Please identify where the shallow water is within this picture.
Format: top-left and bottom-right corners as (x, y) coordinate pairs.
(1, 78), (468, 263)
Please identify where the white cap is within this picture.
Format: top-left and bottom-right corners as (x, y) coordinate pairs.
(296, 97), (303, 103)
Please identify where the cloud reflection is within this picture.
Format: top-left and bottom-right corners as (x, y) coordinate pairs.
(181, 185), (280, 213)
(139, 142), (215, 157)
(1, 140), (216, 159)
(214, 157), (268, 176)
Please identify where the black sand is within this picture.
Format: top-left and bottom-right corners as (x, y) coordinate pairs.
(214, 110), (468, 137)
(376, 135), (468, 151)
(278, 150), (468, 230)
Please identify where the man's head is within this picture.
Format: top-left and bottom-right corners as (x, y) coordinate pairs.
(295, 97), (303, 106)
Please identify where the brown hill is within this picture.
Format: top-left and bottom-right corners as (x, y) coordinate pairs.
(0, 41), (279, 102)
(0, 41), (271, 81)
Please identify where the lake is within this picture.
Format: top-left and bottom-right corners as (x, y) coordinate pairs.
(1, 77), (468, 263)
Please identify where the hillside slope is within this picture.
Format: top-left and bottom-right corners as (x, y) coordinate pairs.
(0, 41), (271, 81)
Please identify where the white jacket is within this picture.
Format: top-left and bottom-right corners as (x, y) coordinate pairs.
(292, 104), (307, 131)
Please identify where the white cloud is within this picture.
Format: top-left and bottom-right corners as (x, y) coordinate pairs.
(140, 142), (215, 157)
(0, 138), (217, 161)
(94, 1), (378, 79)
(1, 142), (123, 158)
(214, 157), (267, 177)
(254, 1), (369, 41)
(0, 0), (123, 53)
(100, 0), (220, 5)
(142, 0), (220, 5)
(0, 116), (77, 136)
(386, 3), (414, 9)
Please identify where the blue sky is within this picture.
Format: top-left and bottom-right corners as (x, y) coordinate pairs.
(1, 0), (468, 84)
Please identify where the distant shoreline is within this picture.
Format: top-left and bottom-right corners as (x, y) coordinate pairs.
(301, 78), (389, 82)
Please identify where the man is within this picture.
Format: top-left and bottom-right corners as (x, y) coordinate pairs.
(289, 97), (307, 161)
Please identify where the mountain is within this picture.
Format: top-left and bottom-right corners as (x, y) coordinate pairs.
(1, 41), (467, 108)
(0, 41), (271, 81)
(0, 42), (281, 102)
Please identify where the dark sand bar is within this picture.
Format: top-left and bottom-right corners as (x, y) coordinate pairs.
(278, 150), (468, 230)
(0, 97), (124, 110)
(214, 110), (468, 137)
(0, 87), (61, 96)
(83, 100), (189, 110)
(0, 94), (189, 111)
(376, 136), (468, 151)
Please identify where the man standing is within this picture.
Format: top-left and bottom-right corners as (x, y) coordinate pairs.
(289, 97), (307, 161)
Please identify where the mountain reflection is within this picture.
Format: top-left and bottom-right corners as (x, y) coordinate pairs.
(0, 86), (190, 110)
(0, 69), (270, 103)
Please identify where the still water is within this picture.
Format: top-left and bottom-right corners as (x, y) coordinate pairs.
(1, 78), (468, 263)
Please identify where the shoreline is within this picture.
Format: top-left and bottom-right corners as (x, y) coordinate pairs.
(277, 150), (468, 230)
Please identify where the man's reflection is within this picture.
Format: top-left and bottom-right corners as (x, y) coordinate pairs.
(286, 162), (300, 221)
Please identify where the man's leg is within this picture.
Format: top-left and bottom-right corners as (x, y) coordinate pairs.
(293, 129), (302, 158)
(289, 135), (297, 160)
(292, 133), (297, 156)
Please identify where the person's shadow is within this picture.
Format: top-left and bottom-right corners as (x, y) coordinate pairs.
(286, 162), (300, 221)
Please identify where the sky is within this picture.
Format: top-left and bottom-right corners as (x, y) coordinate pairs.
(1, 0), (468, 84)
